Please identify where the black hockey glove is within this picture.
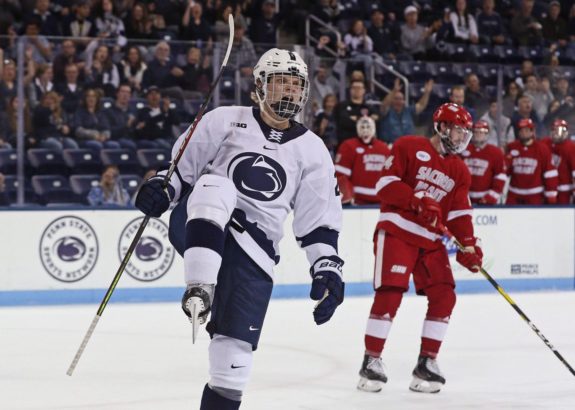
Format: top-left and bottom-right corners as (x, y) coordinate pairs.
(310, 256), (345, 325)
(135, 176), (174, 217)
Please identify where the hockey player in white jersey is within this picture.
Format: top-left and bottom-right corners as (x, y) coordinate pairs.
(135, 48), (345, 409)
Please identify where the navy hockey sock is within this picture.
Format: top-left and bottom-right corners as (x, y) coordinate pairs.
(200, 384), (241, 410)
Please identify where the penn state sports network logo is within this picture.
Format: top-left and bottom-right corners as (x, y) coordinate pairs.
(227, 153), (287, 201)
(118, 217), (175, 281)
(39, 216), (99, 282)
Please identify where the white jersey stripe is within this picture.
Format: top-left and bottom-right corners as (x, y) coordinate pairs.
(374, 230), (385, 289)
(557, 184), (574, 192)
(366, 316), (393, 339)
(544, 170), (559, 178)
(353, 186), (378, 196)
(421, 319), (449, 341)
(495, 173), (508, 181)
(378, 213), (441, 241)
(334, 165), (352, 176)
(447, 209), (473, 221)
(509, 186), (544, 195)
(375, 175), (400, 192)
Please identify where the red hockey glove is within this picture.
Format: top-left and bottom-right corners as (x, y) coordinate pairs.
(479, 192), (498, 205)
(456, 237), (483, 273)
(410, 192), (442, 232)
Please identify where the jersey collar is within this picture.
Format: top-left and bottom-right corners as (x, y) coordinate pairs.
(252, 107), (307, 144)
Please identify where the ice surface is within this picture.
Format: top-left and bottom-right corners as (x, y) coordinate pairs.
(1, 292), (574, 409)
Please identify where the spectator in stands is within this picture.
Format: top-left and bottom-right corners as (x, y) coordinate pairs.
(343, 19), (374, 74)
(553, 77), (573, 104)
(367, 8), (399, 60)
(480, 100), (515, 146)
(335, 116), (391, 205)
(568, 5), (575, 60)
(142, 41), (185, 102)
(541, 1), (568, 48)
(523, 74), (554, 122)
(55, 62), (84, 114)
(87, 164), (130, 207)
(179, 46), (212, 98)
(134, 86), (177, 150)
(249, 0), (281, 53)
(0, 59), (17, 111)
(52, 39), (85, 85)
(0, 172), (7, 206)
(502, 80), (521, 118)
(310, 62), (339, 114)
(334, 79), (378, 145)
(465, 73), (489, 118)
(28, 63), (54, 109)
(63, 0), (97, 53)
(511, 94), (543, 137)
(400, 5), (435, 60)
(379, 78), (433, 143)
(449, 0), (478, 44)
(313, 93), (338, 158)
(94, 0), (128, 50)
(85, 44), (120, 98)
(476, 0), (506, 45)
(130, 168), (156, 205)
(22, 17), (53, 64)
(515, 59), (535, 89)
(32, 90), (78, 150)
(449, 85), (476, 119)
(181, 0), (213, 49)
(213, 4), (234, 42)
(0, 96), (33, 149)
(104, 83), (137, 150)
(505, 117), (557, 205)
(124, 2), (155, 40)
(510, 0), (543, 46)
(119, 46), (147, 95)
(28, 0), (61, 37)
(545, 94), (575, 134)
(311, 0), (340, 40)
(74, 88), (120, 151)
(227, 18), (258, 104)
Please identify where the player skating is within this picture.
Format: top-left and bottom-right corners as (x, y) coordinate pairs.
(357, 103), (483, 394)
(135, 48), (345, 409)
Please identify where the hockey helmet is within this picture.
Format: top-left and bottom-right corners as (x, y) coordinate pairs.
(433, 103), (473, 154)
(356, 116), (376, 144)
(472, 120), (490, 148)
(517, 118), (535, 144)
(253, 48), (310, 120)
(551, 119), (569, 143)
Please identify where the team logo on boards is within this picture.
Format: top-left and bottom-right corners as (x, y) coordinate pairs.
(39, 216), (98, 282)
(118, 217), (175, 281)
(227, 153), (287, 201)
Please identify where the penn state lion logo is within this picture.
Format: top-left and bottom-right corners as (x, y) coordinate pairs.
(118, 217), (175, 281)
(39, 216), (98, 282)
(227, 153), (287, 201)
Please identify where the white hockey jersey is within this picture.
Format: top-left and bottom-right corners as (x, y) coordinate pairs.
(164, 106), (343, 277)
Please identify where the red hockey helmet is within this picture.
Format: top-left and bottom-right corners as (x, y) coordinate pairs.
(433, 103), (473, 154)
(517, 118), (535, 130)
(472, 120), (490, 148)
(551, 119), (569, 143)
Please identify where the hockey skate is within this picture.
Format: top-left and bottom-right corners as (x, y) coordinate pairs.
(182, 284), (215, 343)
(357, 354), (388, 392)
(409, 356), (446, 393)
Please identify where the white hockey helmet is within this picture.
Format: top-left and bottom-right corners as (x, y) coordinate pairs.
(356, 116), (376, 144)
(253, 48), (310, 120)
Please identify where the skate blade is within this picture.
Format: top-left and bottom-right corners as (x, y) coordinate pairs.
(185, 297), (204, 344)
(357, 377), (384, 393)
(409, 376), (443, 393)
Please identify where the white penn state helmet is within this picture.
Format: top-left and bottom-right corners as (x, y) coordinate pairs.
(253, 48), (310, 119)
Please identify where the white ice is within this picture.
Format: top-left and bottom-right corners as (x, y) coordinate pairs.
(1, 291), (575, 410)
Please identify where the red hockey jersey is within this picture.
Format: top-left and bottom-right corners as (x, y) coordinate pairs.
(461, 143), (507, 204)
(505, 140), (558, 204)
(541, 137), (575, 204)
(335, 137), (391, 204)
(375, 136), (474, 250)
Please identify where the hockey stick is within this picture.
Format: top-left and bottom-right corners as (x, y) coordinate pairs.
(440, 225), (575, 377)
(66, 15), (235, 376)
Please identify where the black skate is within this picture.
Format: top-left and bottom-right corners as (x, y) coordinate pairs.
(357, 354), (388, 392)
(409, 356), (446, 393)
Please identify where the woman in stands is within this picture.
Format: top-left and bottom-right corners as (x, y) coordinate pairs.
(73, 88), (121, 151)
(119, 46), (148, 96)
(87, 165), (130, 207)
(0, 96), (34, 149)
(32, 91), (78, 151)
(85, 44), (120, 98)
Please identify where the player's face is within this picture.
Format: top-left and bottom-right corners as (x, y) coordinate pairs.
(267, 74), (303, 104)
(472, 128), (489, 147)
(518, 127), (534, 143)
(552, 125), (568, 143)
(357, 120), (375, 144)
(445, 124), (472, 153)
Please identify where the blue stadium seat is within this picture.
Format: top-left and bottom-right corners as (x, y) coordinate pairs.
(100, 149), (141, 174)
(495, 45), (523, 65)
(428, 62), (460, 84)
(470, 45), (499, 63)
(503, 65), (521, 83)
(27, 149), (68, 175)
(477, 64), (501, 86)
(519, 46), (543, 65)
(0, 149), (18, 174)
(453, 63), (477, 82)
(399, 61), (429, 83)
(63, 149), (103, 174)
(444, 43), (470, 62)
(119, 174), (142, 196)
(408, 83), (424, 100)
(31, 175), (79, 205)
(432, 83), (451, 100)
(69, 174), (101, 198)
(136, 149), (171, 170)
(2, 175), (36, 204)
